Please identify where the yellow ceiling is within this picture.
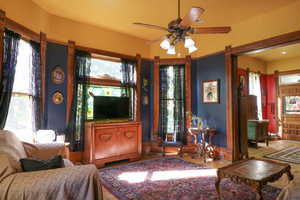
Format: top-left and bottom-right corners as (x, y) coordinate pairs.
(247, 42), (300, 62)
(31, 0), (297, 41)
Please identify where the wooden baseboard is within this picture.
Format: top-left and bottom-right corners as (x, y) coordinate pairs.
(147, 141), (232, 161)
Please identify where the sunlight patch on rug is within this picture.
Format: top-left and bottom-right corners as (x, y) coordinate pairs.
(151, 169), (217, 181)
(118, 171), (148, 183)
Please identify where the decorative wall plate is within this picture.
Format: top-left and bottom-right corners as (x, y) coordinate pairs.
(52, 91), (64, 104)
(51, 66), (65, 84)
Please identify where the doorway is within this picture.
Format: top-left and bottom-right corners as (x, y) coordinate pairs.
(225, 30), (300, 161)
(279, 72), (300, 140)
(236, 43), (300, 158)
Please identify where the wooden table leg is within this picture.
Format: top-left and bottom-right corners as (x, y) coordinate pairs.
(202, 132), (207, 163)
(286, 168), (294, 182)
(215, 176), (221, 200)
(255, 183), (263, 200)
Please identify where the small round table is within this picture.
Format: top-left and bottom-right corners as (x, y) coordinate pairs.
(188, 128), (217, 162)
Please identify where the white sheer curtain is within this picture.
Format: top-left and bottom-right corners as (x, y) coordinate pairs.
(249, 72), (262, 120)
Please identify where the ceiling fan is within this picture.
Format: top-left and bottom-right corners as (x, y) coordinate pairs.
(133, 0), (231, 54)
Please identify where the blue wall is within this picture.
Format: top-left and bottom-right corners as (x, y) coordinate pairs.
(191, 53), (227, 147)
(140, 59), (154, 142)
(45, 42), (68, 133)
(42, 43), (226, 147)
(43, 43), (154, 141)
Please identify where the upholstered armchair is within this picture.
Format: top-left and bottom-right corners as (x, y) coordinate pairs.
(0, 130), (103, 200)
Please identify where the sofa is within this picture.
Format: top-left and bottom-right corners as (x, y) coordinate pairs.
(0, 130), (103, 200)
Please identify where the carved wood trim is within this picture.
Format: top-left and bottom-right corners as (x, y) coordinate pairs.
(88, 78), (121, 86)
(153, 56), (160, 139)
(5, 18), (39, 42)
(185, 56), (192, 129)
(229, 30), (300, 55)
(40, 32), (47, 126)
(0, 10), (5, 83)
(136, 54), (142, 121)
(66, 40), (75, 124)
(278, 69), (300, 75)
(158, 58), (187, 65)
(274, 71), (279, 133)
(225, 46), (240, 161)
(76, 45), (136, 61)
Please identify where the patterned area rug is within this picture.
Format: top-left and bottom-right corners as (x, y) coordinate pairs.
(99, 157), (281, 200)
(264, 146), (300, 164)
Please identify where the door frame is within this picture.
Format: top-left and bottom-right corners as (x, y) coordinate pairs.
(225, 30), (300, 161)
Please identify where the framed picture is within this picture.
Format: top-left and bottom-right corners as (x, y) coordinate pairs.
(51, 66), (65, 84)
(202, 80), (220, 104)
(52, 91), (64, 104)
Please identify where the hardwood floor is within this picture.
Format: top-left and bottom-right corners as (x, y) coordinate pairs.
(101, 140), (300, 200)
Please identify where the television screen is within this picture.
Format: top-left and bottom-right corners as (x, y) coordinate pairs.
(93, 96), (130, 120)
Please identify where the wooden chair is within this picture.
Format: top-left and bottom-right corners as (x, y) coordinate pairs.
(162, 141), (184, 157)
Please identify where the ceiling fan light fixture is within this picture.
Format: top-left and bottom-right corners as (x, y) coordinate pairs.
(160, 38), (171, 50)
(188, 45), (198, 54)
(184, 36), (195, 48)
(167, 46), (176, 55)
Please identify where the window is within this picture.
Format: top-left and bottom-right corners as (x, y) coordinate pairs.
(86, 57), (135, 121)
(90, 58), (122, 80)
(284, 96), (300, 114)
(159, 65), (185, 142)
(5, 40), (34, 142)
(279, 73), (300, 85)
(249, 72), (262, 120)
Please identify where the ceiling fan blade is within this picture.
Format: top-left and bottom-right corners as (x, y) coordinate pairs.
(146, 36), (166, 45)
(133, 22), (168, 31)
(180, 7), (205, 28)
(191, 26), (231, 34)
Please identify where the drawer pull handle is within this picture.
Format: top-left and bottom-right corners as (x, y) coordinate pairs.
(124, 132), (134, 139)
(99, 134), (112, 142)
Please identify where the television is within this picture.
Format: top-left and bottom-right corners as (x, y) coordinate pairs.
(93, 96), (130, 120)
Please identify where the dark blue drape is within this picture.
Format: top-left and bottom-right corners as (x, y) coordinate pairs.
(159, 65), (186, 143)
(66, 50), (91, 152)
(0, 29), (21, 129)
(30, 41), (44, 131)
(121, 59), (136, 120)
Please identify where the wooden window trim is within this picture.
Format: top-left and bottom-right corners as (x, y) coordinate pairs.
(153, 56), (192, 141)
(279, 69), (300, 76)
(12, 92), (32, 96)
(88, 78), (122, 87)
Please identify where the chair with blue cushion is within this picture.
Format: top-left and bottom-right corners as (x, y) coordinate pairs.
(162, 140), (184, 157)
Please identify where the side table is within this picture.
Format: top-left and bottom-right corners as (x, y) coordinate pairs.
(188, 128), (217, 162)
(215, 158), (294, 200)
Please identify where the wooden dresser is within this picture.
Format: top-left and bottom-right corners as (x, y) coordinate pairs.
(239, 95), (258, 158)
(83, 121), (142, 167)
